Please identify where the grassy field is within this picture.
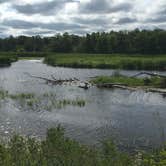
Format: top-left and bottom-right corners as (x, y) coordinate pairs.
(44, 54), (166, 71)
(90, 75), (166, 88)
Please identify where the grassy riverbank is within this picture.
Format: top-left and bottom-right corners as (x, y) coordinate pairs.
(90, 75), (166, 88)
(44, 54), (166, 71)
(0, 52), (46, 66)
(0, 126), (165, 165)
(0, 54), (17, 67)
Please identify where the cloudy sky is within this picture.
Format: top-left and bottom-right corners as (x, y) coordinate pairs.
(0, 0), (166, 37)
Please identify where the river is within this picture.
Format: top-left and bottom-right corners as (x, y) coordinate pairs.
(0, 59), (166, 151)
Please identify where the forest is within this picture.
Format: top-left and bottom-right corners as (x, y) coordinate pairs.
(0, 29), (166, 55)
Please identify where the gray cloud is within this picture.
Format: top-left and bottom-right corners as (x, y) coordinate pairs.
(39, 22), (85, 31)
(0, 26), (7, 31)
(80, 0), (132, 14)
(3, 20), (38, 29)
(23, 30), (55, 36)
(13, 0), (77, 15)
(0, 0), (10, 3)
(73, 17), (108, 26)
(116, 17), (137, 24)
(147, 16), (166, 23)
(0, 0), (165, 36)
(146, 5), (166, 23)
(2, 19), (85, 31)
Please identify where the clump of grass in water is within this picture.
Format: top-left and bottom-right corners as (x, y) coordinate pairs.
(10, 93), (35, 100)
(56, 98), (86, 108)
(0, 89), (9, 99)
(0, 90), (86, 111)
(43, 92), (56, 98)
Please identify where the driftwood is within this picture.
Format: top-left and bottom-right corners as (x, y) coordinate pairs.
(132, 72), (166, 78)
(24, 72), (91, 89)
(96, 83), (166, 94)
(96, 83), (127, 88)
(146, 88), (166, 94)
(24, 72), (166, 94)
(96, 83), (138, 91)
(112, 85), (137, 91)
(25, 72), (79, 84)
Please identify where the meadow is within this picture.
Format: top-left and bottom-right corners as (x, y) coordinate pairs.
(44, 53), (166, 71)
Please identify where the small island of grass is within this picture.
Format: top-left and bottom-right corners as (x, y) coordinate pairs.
(90, 74), (166, 89)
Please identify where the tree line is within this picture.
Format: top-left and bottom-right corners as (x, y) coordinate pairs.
(0, 29), (166, 54)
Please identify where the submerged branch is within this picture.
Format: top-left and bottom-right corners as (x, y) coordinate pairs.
(24, 72), (91, 89)
(131, 72), (166, 78)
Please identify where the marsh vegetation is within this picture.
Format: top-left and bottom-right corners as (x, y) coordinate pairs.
(90, 75), (166, 88)
(0, 54), (17, 67)
(44, 54), (166, 71)
(0, 89), (86, 111)
(0, 126), (165, 165)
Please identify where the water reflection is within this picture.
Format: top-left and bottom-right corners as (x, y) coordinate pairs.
(0, 59), (166, 150)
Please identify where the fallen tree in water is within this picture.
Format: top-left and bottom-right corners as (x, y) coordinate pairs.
(25, 72), (166, 94)
(131, 71), (166, 78)
(25, 72), (91, 89)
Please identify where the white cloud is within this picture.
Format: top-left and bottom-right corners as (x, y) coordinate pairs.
(0, 0), (165, 37)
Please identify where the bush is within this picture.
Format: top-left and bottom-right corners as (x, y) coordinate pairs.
(0, 126), (133, 166)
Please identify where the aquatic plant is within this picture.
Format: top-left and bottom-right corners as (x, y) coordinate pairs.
(0, 89), (9, 99)
(0, 90), (86, 111)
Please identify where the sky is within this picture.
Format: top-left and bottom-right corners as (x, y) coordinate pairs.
(0, 0), (166, 37)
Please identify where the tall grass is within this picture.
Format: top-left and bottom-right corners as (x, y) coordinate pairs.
(0, 126), (133, 166)
(44, 53), (166, 71)
(0, 90), (86, 111)
(0, 126), (165, 165)
(91, 75), (166, 88)
(0, 56), (17, 67)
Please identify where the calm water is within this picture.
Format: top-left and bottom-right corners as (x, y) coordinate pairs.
(0, 59), (166, 150)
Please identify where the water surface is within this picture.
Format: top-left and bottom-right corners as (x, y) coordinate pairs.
(0, 59), (166, 151)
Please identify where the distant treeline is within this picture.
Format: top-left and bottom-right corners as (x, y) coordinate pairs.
(0, 29), (166, 54)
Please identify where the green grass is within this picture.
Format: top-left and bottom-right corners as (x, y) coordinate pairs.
(90, 75), (166, 88)
(0, 51), (46, 66)
(0, 126), (166, 165)
(0, 55), (17, 67)
(44, 53), (166, 70)
(0, 90), (86, 111)
(0, 126), (133, 166)
(19, 57), (43, 60)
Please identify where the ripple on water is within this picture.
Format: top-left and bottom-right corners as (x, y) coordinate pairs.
(0, 60), (166, 150)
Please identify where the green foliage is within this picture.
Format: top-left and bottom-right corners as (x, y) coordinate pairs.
(141, 147), (166, 166)
(0, 90), (86, 111)
(91, 75), (165, 88)
(44, 54), (166, 71)
(0, 126), (133, 166)
(1, 30), (166, 55)
(0, 54), (18, 66)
